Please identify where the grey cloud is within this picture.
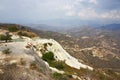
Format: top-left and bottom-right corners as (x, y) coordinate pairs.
(0, 0), (120, 24)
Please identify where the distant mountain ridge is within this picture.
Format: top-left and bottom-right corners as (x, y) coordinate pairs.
(26, 23), (120, 34)
(99, 23), (120, 31)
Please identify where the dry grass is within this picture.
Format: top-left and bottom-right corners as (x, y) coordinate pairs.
(17, 30), (37, 38)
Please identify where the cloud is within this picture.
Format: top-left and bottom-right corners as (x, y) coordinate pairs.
(78, 9), (120, 20)
(101, 10), (120, 19)
(0, 0), (120, 23)
(62, 5), (74, 10)
(61, 4), (76, 16)
(78, 8), (98, 19)
(65, 11), (76, 16)
(89, 0), (98, 4)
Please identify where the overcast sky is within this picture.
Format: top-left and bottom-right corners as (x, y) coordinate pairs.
(0, 0), (120, 24)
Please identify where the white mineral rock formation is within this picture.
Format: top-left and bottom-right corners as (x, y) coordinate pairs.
(34, 39), (93, 70)
(0, 35), (93, 70)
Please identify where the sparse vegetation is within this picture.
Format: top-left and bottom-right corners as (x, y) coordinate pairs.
(20, 58), (26, 65)
(54, 61), (64, 70)
(53, 72), (67, 80)
(49, 61), (65, 70)
(17, 31), (36, 38)
(89, 50), (93, 55)
(11, 62), (17, 67)
(8, 26), (18, 32)
(2, 48), (11, 54)
(30, 62), (37, 70)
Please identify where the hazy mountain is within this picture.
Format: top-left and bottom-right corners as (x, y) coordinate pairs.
(99, 23), (120, 31)
(24, 19), (104, 33)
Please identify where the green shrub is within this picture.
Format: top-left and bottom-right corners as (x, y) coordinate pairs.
(8, 26), (18, 32)
(42, 51), (65, 70)
(0, 33), (12, 42)
(42, 51), (54, 62)
(46, 61), (64, 70)
(54, 61), (64, 70)
(2, 48), (11, 54)
(53, 72), (67, 80)
(53, 72), (62, 79)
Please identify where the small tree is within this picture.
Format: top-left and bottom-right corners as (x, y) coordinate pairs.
(0, 34), (7, 41)
(5, 32), (12, 42)
(0, 33), (12, 42)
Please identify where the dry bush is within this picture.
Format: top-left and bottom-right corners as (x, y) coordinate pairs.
(18, 31), (37, 38)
